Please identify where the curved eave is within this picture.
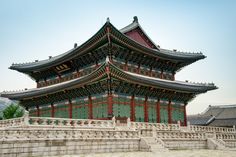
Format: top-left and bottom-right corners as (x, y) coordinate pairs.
(1, 63), (107, 100)
(9, 22), (109, 72)
(1, 60), (217, 100)
(109, 62), (217, 93)
(112, 22), (206, 62)
(10, 20), (205, 74)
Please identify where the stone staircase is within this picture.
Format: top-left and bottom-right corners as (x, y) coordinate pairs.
(141, 137), (168, 152)
(207, 138), (226, 150)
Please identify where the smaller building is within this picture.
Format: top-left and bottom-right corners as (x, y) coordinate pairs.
(188, 104), (236, 127)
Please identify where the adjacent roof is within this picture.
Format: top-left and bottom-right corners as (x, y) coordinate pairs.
(9, 17), (206, 75)
(188, 104), (236, 127)
(1, 59), (217, 100)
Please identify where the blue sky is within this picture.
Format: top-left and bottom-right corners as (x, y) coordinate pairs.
(0, 0), (235, 114)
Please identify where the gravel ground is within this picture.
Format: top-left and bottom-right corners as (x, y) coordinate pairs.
(51, 149), (236, 157)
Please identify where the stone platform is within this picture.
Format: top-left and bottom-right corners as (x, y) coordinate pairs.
(0, 113), (236, 157)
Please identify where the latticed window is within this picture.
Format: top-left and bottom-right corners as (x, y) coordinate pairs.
(113, 94), (130, 118)
(54, 100), (69, 118)
(160, 100), (168, 123)
(171, 101), (185, 124)
(40, 104), (51, 117)
(92, 93), (107, 119)
(72, 97), (89, 119)
(29, 108), (37, 117)
(148, 98), (157, 123)
(134, 97), (145, 122)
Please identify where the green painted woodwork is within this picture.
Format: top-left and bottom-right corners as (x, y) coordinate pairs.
(134, 97), (145, 122)
(148, 99), (157, 123)
(113, 94), (130, 118)
(92, 94), (108, 119)
(72, 97), (88, 119)
(160, 101), (168, 123)
(54, 101), (69, 118)
(40, 106), (51, 117)
(29, 109), (37, 117)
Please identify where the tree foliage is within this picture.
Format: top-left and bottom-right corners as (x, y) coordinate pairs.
(2, 103), (24, 119)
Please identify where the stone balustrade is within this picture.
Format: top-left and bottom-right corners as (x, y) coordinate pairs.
(0, 116), (27, 128)
(28, 117), (115, 128)
(190, 125), (235, 133)
(130, 122), (180, 131)
(0, 113), (115, 129)
(216, 133), (236, 140)
(155, 131), (206, 139)
(0, 128), (139, 141)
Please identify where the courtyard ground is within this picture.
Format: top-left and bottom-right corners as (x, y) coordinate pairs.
(52, 149), (236, 157)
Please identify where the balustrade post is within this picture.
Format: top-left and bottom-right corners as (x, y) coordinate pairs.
(112, 116), (116, 127)
(23, 111), (30, 126)
(127, 117), (131, 128)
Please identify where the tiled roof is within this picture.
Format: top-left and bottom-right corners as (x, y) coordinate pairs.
(1, 59), (217, 100)
(188, 104), (236, 126)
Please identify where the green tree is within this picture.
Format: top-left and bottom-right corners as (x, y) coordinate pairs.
(2, 103), (24, 119)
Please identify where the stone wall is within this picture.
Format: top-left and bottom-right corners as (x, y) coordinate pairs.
(163, 139), (207, 150)
(0, 138), (143, 157)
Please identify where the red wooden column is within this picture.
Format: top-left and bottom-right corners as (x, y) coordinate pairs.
(36, 105), (40, 117)
(107, 93), (113, 119)
(149, 67), (152, 77)
(130, 95), (135, 121)
(160, 70), (163, 79)
(172, 72), (175, 81)
(124, 61), (128, 71)
(184, 103), (187, 126)
(137, 64), (140, 74)
(168, 100), (172, 124)
(68, 99), (72, 119)
(51, 103), (55, 118)
(76, 69), (80, 78)
(156, 99), (160, 123)
(144, 96), (148, 122)
(88, 95), (93, 119)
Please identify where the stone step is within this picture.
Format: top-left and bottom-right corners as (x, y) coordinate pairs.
(141, 137), (168, 152)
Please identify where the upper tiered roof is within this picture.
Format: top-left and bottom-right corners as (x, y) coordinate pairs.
(9, 17), (206, 80)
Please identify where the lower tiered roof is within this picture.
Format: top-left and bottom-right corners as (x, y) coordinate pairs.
(1, 58), (217, 105)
